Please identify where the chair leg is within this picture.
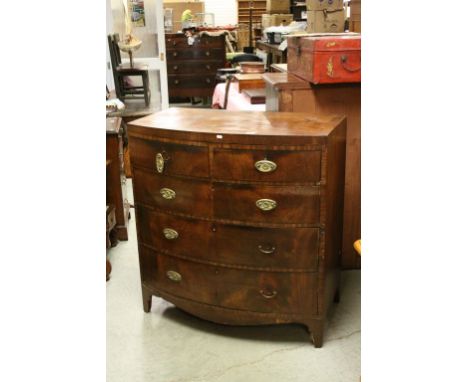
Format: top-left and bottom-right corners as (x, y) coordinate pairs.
(116, 75), (125, 101)
(223, 76), (233, 110)
(143, 73), (150, 106)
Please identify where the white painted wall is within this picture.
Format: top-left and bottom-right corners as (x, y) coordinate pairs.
(163, 0), (238, 26)
(203, 0), (237, 26)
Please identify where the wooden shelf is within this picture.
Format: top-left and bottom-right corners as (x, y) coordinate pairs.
(238, 0), (267, 27)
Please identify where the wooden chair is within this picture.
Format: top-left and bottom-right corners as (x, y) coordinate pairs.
(108, 34), (150, 106)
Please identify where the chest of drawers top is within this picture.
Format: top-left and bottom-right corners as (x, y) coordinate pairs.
(127, 108), (345, 146)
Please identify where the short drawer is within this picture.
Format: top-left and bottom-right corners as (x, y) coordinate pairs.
(137, 208), (320, 270)
(129, 137), (209, 178)
(167, 48), (225, 61)
(137, 208), (212, 259)
(133, 168), (211, 218)
(167, 61), (220, 75)
(212, 148), (322, 183)
(168, 74), (216, 89)
(150, 250), (318, 314)
(213, 183), (321, 225)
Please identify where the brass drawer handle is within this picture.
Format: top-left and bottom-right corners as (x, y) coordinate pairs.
(206, 78), (211, 84)
(160, 188), (176, 200)
(205, 51), (210, 56)
(258, 244), (276, 254)
(173, 65), (178, 71)
(174, 79), (180, 85)
(256, 199), (277, 211)
(173, 51), (178, 57)
(260, 289), (277, 299)
(155, 153), (165, 173)
(255, 159), (277, 173)
(166, 270), (182, 282)
(163, 228), (179, 240)
(206, 64), (211, 70)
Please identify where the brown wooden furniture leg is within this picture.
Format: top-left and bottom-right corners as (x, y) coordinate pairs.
(142, 285), (153, 313)
(106, 259), (112, 282)
(109, 229), (119, 247)
(307, 319), (325, 348)
(333, 288), (341, 303)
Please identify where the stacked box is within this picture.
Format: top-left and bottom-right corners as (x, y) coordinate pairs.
(266, 0), (290, 14)
(306, 0), (343, 11)
(262, 13), (294, 28)
(306, 9), (345, 33)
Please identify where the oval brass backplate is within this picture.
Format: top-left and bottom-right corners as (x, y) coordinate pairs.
(256, 199), (277, 211)
(155, 153), (164, 173)
(255, 159), (277, 173)
(160, 188), (176, 200)
(163, 228), (179, 240)
(166, 270), (182, 282)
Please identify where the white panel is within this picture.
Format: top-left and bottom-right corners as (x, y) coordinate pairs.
(203, 1), (238, 26)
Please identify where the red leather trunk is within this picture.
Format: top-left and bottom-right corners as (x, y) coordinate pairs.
(287, 35), (361, 84)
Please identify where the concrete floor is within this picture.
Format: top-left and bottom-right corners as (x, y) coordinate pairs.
(107, 180), (361, 382)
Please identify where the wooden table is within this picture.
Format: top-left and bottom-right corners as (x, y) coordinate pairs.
(255, 41), (287, 71)
(263, 72), (361, 270)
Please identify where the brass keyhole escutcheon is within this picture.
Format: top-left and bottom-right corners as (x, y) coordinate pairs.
(256, 199), (277, 211)
(156, 153), (165, 173)
(166, 270), (182, 282)
(255, 159), (277, 173)
(163, 228), (179, 240)
(160, 188), (176, 200)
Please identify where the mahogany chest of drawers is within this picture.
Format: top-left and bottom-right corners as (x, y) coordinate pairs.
(165, 34), (226, 99)
(128, 108), (346, 347)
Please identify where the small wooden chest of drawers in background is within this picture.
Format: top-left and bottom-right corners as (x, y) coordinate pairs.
(165, 34), (226, 99)
(128, 108), (346, 347)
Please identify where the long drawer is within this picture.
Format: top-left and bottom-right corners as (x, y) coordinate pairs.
(212, 147), (322, 183)
(147, 248), (317, 314)
(129, 138), (209, 178)
(213, 183), (321, 225)
(137, 208), (320, 270)
(165, 36), (225, 50)
(132, 168), (211, 218)
(168, 74), (217, 89)
(167, 48), (225, 61)
(167, 61), (220, 75)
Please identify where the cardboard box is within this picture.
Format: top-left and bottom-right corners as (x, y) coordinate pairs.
(306, 0), (343, 11)
(262, 13), (294, 28)
(350, 20), (361, 33)
(351, 0), (361, 14)
(306, 9), (345, 33)
(266, 0), (290, 14)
